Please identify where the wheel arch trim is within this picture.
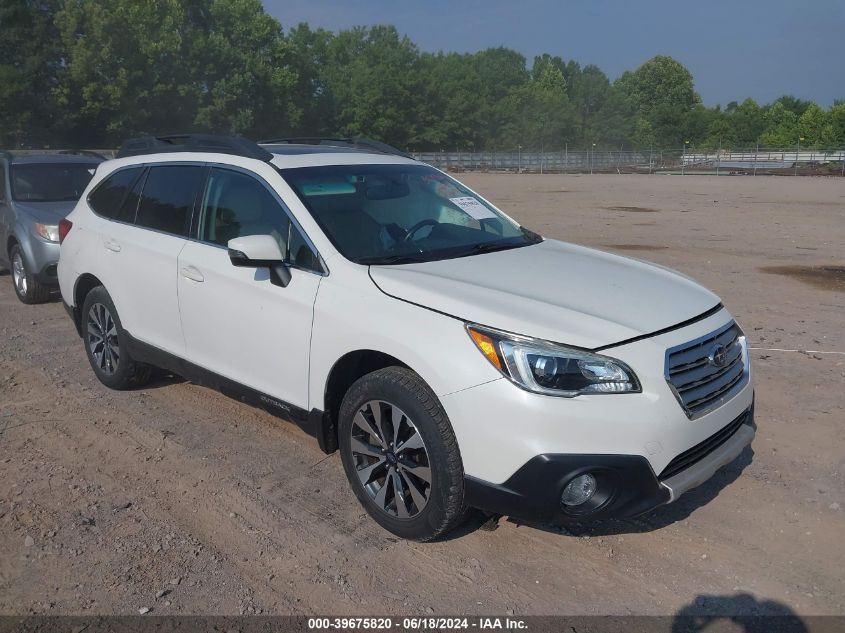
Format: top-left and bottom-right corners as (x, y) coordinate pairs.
(317, 349), (414, 454)
(70, 273), (106, 336)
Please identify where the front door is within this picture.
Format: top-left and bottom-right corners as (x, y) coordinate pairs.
(177, 166), (322, 410)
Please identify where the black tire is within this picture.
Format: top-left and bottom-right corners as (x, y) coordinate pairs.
(9, 244), (51, 304)
(339, 366), (467, 541)
(81, 286), (152, 390)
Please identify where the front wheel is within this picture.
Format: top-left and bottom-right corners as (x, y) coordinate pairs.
(10, 244), (51, 304)
(339, 366), (467, 541)
(81, 286), (152, 390)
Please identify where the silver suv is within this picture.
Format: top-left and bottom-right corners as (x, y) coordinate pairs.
(0, 151), (103, 303)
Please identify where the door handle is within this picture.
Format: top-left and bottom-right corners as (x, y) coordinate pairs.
(180, 266), (204, 282)
(104, 238), (121, 252)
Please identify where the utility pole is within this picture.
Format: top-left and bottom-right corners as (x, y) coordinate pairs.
(590, 143), (596, 174)
(753, 140), (759, 176)
(682, 140), (689, 175)
(518, 145), (522, 174)
(794, 137), (804, 176)
(716, 136), (722, 176)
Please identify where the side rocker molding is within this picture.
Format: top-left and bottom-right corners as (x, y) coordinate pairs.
(123, 331), (319, 440)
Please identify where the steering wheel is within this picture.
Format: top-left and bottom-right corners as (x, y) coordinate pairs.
(404, 219), (438, 242)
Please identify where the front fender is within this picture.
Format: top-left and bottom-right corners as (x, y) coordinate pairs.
(308, 266), (501, 411)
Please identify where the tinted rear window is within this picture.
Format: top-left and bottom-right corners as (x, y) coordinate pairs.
(88, 167), (144, 218)
(135, 165), (205, 236)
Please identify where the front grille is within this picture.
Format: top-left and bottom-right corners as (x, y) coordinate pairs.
(659, 407), (751, 480)
(665, 321), (747, 418)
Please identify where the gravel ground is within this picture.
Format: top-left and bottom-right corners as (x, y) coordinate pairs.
(0, 173), (843, 618)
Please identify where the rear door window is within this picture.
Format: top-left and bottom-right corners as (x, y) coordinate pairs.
(115, 168), (146, 223)
(135, 165), (205, 236)
(88, 167), (144, 219)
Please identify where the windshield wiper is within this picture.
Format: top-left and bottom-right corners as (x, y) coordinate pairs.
(457, 240), (529, 258)
(357, 254), (428, 265)
(520, 226), (543, 242)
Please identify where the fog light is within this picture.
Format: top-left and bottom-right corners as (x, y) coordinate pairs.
(561, 473), (597, 507)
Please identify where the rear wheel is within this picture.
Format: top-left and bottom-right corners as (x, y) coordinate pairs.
(81, 286), (152, 389)
(10, 245), (50, 304)
(339, 366), (467, 541)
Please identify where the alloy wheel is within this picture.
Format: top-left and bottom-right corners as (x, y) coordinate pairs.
(350, 399), (432, 519)
(11, 252), (27, 297)
(87, 303), (120, 375)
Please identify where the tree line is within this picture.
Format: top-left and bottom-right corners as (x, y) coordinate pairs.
(2, 0), (844, 151)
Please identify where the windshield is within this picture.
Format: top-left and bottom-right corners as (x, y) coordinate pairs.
(11, 163), (98, 203)
(280, 164), (540, 264)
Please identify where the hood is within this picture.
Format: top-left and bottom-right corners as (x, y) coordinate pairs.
(369, 239), (720, 349)
(13, 200), (76, 224)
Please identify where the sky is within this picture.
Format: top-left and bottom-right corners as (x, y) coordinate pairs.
(263, 0), (845, 107)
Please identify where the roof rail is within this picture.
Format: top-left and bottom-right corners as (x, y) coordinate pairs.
(116, 134), (273, 161)
(58, 149), (108, 160)
(259, 137), (413, 159)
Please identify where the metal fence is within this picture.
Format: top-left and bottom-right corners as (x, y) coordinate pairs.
(7, 146), (845, 176)
(413, 147), (845, 176)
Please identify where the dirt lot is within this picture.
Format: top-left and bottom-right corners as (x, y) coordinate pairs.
(1, 174), (843, 618)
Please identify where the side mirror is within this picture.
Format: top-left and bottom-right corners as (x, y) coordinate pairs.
(227, 235), (291, 288)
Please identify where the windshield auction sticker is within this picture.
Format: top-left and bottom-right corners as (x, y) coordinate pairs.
(449, 196), (498, 220)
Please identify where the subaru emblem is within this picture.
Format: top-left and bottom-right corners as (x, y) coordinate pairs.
(708, 344), (729, 368)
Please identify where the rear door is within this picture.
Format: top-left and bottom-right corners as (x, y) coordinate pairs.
(176, 166), (323, 409)
(102, 164), (206, 356)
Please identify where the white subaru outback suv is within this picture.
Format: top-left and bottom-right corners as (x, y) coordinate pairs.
(58, 134), (755, 541)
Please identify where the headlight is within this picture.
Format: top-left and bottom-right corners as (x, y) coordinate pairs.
(35, 223), (60, 242)
(466, 324), (640, 397)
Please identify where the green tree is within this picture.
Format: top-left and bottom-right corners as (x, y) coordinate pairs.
(505, 61), (574, 150)
(616, 55), (698, 116)
(630, 117), (656, 148)
(727, 98), (766, 146)
(568, 64), (611, 144)
(760, 101), (799, 148)
(531, 54), (567, 90)
(286, 23), (335, 136)
(469, 47), (530, 148)
(592, 86), (636, 147)
(829, 102), (845, 146)
(797, 103), (835, 148)
(416, 51), (485, 149)
(773, 95), (812, 117)
(690, 105), (723, 148)
(320, 25), (422, 147)
(187, 0), (298, 138)
(54, 0), (297, 145)
(0, 0), (63, 146)
(615, 55), (699, 146)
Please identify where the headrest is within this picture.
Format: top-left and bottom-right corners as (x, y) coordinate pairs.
(218, 182), (265, 222)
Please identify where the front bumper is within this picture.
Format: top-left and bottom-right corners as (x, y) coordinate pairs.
(465, 404), (754, 524)
(20, 232), (61, 285)
(441, 307), (756, 524)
